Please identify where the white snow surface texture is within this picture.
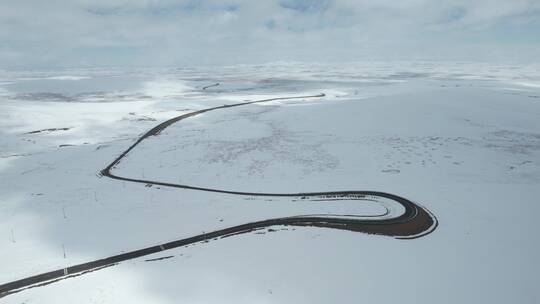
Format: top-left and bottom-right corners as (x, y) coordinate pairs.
(0, 62), (539, 303)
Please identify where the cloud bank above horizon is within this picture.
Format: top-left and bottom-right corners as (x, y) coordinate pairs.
(1, 0), (539, 68)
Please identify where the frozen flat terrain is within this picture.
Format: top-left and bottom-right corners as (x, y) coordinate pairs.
(1, 62), (540, 303)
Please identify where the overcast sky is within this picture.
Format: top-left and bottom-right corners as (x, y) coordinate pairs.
(1, 0), (539, 68)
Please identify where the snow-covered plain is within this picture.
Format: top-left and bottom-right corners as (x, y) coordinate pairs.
(1, 62), (539, 303)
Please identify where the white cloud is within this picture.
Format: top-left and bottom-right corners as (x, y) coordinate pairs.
(1, 0), (539, 68)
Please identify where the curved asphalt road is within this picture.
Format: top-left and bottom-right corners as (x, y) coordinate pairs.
(0, 93), (438, 298)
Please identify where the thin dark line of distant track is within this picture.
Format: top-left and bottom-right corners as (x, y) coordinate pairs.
(202, 82), (220, 90)
(0, 93), (438, 298)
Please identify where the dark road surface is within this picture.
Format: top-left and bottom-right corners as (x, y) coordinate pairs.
(0, 93), (438, 298)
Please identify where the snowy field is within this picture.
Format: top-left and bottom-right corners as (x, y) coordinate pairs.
(1, 62), (540, 303)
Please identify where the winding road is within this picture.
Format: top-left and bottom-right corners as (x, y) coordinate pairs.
(0, 93), (438, 298)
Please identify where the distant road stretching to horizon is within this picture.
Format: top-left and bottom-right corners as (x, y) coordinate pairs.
(0, 92), (438, 298)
